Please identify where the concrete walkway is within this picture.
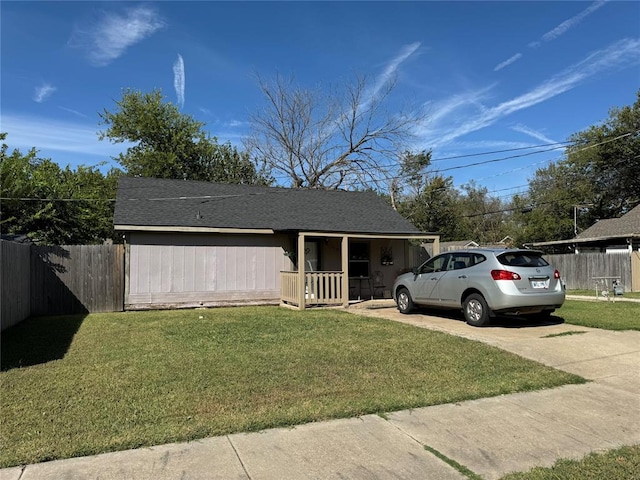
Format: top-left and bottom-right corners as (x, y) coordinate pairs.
(2, 305), (639, 480)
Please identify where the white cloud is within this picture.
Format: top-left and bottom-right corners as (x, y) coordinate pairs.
(510, 125), (558, 144)
(58, 106), (89, 118)
(226, 120), (248, 128)
(173, 54), (185, 108)
(415, 38), (640, 149)
(441, 140), (537, 151)
(424, 86), (493, 125)
(364, 42), (421, 107)
(69, 6), (165, 67)
(2, 113), (132, 159)
(33, 83), (56, 103)
(529, 0), (609, 48)
(376, 42), (421, 90)
(493, 53), (523, 72)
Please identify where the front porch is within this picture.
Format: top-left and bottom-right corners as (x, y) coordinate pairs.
(280, 232), (439, 309)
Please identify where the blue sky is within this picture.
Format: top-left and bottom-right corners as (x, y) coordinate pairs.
(2, 1), (639, 198)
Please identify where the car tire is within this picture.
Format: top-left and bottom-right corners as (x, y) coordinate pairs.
(463, 293), (490, 327)
(396, 288), (414, 314)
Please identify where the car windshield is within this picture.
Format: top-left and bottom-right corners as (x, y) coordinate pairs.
(497, 252), (549, 267)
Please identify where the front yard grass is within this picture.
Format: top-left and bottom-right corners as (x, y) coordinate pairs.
(560, 300), (640, 330)
(1, 306), (584, 468)
(500, 444), (640, 480)
(567, 289), (640, 300)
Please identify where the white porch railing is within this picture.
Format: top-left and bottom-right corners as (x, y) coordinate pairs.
(281, 271), (344, 307)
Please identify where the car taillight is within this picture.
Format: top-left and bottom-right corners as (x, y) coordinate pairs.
(491, 270), (521, 281)
(554, 270), (561, 279)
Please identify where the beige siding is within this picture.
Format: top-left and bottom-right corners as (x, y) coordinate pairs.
(127, 232), (292, 308)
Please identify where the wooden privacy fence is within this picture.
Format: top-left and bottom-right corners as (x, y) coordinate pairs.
(1, 241), (31, 330)
(1, 242), (124, 330)
(546, 252), (634, 292)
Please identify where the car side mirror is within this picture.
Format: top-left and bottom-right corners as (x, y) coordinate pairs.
(412, 267), (419, 276)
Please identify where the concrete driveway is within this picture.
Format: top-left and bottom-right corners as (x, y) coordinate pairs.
(2, 303), (639, 480)
(350, 301), (640, 395)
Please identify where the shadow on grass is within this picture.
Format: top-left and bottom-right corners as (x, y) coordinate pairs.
(414, 306), (565, 329)
(1, 314), (87, 371)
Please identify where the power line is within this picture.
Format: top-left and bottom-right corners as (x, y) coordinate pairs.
(431, 131), (633, 175)
(0, 197), (115, 202)
(430, 140), (571, 162)
(3, 131), (635, 203)
(353, 130), (637, 191)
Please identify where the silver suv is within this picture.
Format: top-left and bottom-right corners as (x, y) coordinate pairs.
(392, 249), (565, 326)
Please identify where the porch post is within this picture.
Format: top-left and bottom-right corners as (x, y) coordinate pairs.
(297, 232), (306, 310)
(432, 235), (440, 255)
(341, 235), (349, 307)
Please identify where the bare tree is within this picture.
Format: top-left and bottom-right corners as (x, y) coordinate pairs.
(245, 74), (425, 190)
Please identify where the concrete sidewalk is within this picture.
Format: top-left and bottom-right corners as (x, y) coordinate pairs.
(2, 307), (639, 480)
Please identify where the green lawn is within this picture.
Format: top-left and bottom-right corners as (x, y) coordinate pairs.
(0, 306), (583, 467)
(567, 289), (640, 300)
(500, 445), (640, 480)
(560, 300), (640, 330)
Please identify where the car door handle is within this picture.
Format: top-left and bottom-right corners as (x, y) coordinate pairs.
(458, 275), (467, 279)
(430, 277), (438, 281)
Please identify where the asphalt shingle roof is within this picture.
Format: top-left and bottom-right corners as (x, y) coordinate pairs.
(576, 204), (640, 239)
(114, 177), (423, 235)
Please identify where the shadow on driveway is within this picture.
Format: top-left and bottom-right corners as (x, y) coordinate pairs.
(413, 306), (566, 329)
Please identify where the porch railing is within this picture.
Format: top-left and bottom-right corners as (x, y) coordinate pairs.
(281, 271), (344, 306)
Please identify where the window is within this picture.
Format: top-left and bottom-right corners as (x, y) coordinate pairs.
(419, 254), (449, 273)
(349, 242), (370, 277)
(448, 253), (470, 270)
(498, 252), (548, 267)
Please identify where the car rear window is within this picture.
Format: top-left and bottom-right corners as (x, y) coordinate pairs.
(497, 252), (549, 267)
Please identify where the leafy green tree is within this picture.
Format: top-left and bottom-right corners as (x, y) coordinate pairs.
(1, 135), (120, 245)
(398, 175), (465, 240)
(514, 90), (639, 243)
(99, 89), (268, 184)
(456, 182), (508, 244)
(563, 89), (640, 224)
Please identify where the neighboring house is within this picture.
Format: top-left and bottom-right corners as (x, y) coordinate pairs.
(113, 177), (439, 310)
(531, 204), (640, 254)
(425, 237), (514, 256)
(531, 204), (640, 292)
(439, 240), (480, 252)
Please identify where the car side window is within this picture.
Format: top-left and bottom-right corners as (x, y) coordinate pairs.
(471, 254), (486, 266)
(420, 254), (449, 273)
(449, 253), (471, 270)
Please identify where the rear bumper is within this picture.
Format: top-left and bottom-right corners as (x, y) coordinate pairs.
(488, 293), (565, 314)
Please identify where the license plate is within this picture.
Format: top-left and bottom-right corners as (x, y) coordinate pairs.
(531, 280), (549, 289)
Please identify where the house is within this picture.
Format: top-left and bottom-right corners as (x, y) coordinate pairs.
(530, 204), (640, 292)
(531, 204), (640, 254)
(440, 240), (480, 251)
(113, 177), (439, 310)
(424, 237), (514, 256)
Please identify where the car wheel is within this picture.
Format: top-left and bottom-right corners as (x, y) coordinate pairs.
(396, 288), (414, 314)
(463, 293), (490, 327)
